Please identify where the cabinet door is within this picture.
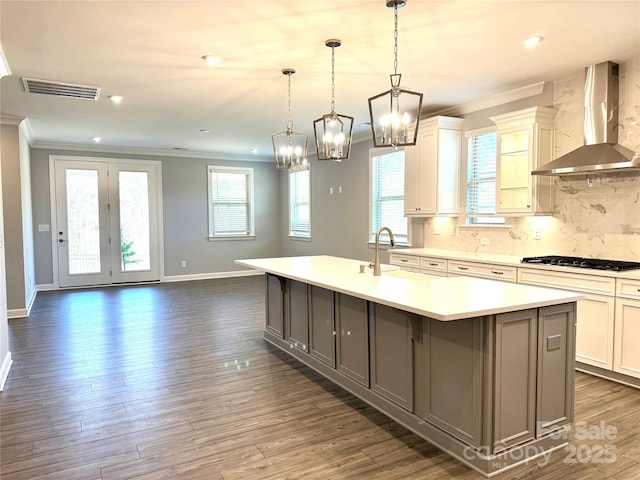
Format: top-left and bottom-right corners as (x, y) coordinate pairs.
(265, 274), (285, 338)
(575, 293), (615, 369)
(494, 310), (537, 450)
(614, 298), (640, 378)
(417, 128), (437, 214)
(436, 128), (461, 215)
(370, 303), (414, 411)
(496, 127), (532, 213)
(286, 280), (308, 352)
(336, 294), (369, 386)
(417, 317), (483, 447)
(308, 286), (335, 367)
(537, 303), (575, 436)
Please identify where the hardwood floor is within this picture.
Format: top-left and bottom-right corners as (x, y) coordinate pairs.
(1, 277), (638, 479)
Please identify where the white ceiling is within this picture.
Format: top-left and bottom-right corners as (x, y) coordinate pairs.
(1, 1), (639, 160)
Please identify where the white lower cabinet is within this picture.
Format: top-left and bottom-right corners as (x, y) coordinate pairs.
(448, 260), (517, 282)
(575, 293), (615, 369)
(614, 278), (640, 378)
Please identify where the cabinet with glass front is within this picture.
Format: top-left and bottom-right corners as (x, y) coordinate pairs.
(490, 107), (556, 215)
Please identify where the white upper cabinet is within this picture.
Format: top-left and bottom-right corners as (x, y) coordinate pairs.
(490, 107), (556, 215)
(404, 116), (463, 217)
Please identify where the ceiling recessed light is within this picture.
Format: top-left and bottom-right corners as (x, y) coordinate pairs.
(250, 148), (258, 154)
(524, 35), (543, 49)
(109, 95), (124, 104)
(201, 55), (221, 67)
(200, 129), (211, 133)
(92, 137), (101, 143)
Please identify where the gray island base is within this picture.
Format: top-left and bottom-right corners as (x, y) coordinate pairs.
(236, 256), (583, 477)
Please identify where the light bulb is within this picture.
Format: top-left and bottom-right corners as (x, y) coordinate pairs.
(402, 112), (410, 125)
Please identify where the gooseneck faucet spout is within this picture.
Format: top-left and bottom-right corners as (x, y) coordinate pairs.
(372, 226), (395, 276)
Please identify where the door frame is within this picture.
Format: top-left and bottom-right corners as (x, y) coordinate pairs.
(49, 155), (165, 289)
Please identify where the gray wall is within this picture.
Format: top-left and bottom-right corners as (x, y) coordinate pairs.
(30, 148), (283, 284)
(280, 138), (421, 265)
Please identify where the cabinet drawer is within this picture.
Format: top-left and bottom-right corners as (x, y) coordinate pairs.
(448, 261), (517, 282)
(389, 254), (420, 269)
(420, 257), (447, 273)
(616, 278), (640, 300)
(518, 268), (615, 296)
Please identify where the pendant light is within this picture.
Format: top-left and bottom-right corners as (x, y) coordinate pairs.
(313, 39), (354, 161)
(368, 0), (423, 148)
(272, 68), (309, 170)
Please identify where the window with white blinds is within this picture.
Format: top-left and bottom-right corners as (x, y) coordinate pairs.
(466, 130), (504, 224)
(207, 166), (255, 239)
(369, 149), (408, 244)
(289, 168), (311, 238)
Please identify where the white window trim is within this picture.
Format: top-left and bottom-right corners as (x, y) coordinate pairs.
(288, 168), (311, 240)
(465, 127), (505, 226)
(368, 147), (410, 247)
(207, 165), (255, 241)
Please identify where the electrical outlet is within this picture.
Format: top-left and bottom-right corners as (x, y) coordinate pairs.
(480, 237), (489, 246)
(338, 186), (342, 194)
(181, 260), (187, 268)
(449, 226), (455, 236)
(329, 187), (334, 195)
(547, 334), (561, 351)
(433, 226), (441, 235)
(534, 228), (541, 240)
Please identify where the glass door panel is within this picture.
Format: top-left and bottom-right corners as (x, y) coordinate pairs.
(118, 171), (151, 272)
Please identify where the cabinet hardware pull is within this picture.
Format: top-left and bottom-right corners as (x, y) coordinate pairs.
(429, 262), (438, 266)
(458, 266), (469, 270)
(401, 259), (408, 263)
(491, 270), (504, 275)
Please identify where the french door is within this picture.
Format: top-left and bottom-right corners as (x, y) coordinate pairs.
(53, 158), (162, 288)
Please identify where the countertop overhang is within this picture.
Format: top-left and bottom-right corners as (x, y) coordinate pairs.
(236, 255), (583, 321)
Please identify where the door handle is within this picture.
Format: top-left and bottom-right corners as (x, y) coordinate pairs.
(59, 238), (66, 243)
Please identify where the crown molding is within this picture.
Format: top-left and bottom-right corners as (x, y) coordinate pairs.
(19, 118), (34, 144)
(0, 115), (25, 126)
(427, 81), (551, 117)
(29, 141), (274, 163)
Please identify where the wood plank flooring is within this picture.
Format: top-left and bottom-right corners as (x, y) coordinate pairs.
(1, 277), (638, 479)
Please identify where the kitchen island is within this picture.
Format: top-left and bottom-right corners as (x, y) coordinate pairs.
(236, 255), (583, 477)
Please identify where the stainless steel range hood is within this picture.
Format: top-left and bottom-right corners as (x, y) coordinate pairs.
(532, 61), (640, 176)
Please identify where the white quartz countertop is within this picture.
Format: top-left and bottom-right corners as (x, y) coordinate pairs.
(236, 255), (583, 321)
(389, 248), (640, 280)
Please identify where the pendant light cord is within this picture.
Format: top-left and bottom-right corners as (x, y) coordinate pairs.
(286, 73), (293, 131)
(331, 45), (336, 114)
(393, 5), (399, 76)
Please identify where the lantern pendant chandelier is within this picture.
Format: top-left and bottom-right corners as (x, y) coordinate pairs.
(368, 0), (423, 148)
(272, 68), (309, 170)
(313, 39), (354, 162)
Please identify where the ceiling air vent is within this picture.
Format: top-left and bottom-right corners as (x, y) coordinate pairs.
(22, 77), (101, 100)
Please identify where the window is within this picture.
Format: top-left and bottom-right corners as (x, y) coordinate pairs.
(466, 129), (504, 224)
(289, 168), (311, 238)
(207, 166), (254, 239)
(369, 148), (408, 244)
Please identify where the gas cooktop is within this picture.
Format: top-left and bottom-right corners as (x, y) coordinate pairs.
(521, 256), (640, 272)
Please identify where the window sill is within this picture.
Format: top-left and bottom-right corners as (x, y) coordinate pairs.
(208, 235), (255, 241)
(288, 235), (312, 242)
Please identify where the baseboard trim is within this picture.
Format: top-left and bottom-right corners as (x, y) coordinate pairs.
(36, 283), (56, 292)
(0, 351), (13, 391)
(164, 270), (263, 283)
(7, 308), (28, 319)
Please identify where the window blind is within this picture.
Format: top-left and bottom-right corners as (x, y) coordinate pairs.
(289, 169), (310, 237)
(208, 166), (254, 237)
(466, 132), (504, 224)
(370, 150), (408, 243)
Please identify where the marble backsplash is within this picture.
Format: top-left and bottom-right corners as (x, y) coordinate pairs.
(424, 57), (640, 262)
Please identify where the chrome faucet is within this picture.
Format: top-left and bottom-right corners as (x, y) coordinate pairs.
(372, 226), (395, 276)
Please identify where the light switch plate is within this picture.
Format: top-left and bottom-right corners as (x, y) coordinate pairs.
(547, 334), (561, 351)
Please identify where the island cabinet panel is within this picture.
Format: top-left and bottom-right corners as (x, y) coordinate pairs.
(416, 317), (483, 447)
(536, 303), (575, 436)
(265, 274), (285, 338)
(493, 310), (537, 450)
(336, 293), (369, 387)
(308, 286), (336, 367)
(369, 304), (415, 411)
(286, 280), (309, 352)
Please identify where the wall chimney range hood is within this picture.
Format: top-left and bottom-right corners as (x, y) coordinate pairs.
(532, 61), (640, 176)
